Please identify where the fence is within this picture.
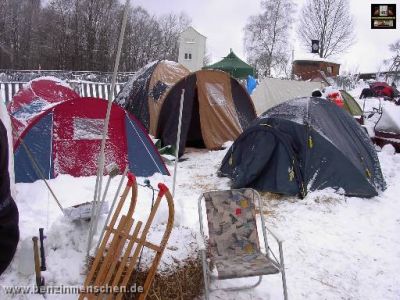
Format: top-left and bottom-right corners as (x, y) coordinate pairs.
(0, 81), (124, 104)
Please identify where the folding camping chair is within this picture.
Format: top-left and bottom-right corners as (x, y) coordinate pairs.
(198, 189), (288, 300)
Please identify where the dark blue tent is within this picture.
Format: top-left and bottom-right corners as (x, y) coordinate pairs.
(219, 97), (386, 198)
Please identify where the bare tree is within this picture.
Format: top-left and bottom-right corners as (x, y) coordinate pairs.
(389, 40), (400, 54)
(0, 0), (191, 72)
(158, 12), (191, 62)
(298, 0), (355, 58)
(244, 0), (295, 77)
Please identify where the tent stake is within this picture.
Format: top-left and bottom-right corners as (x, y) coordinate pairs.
(90, 0), (131, 257)
(172, 89), (185, 197)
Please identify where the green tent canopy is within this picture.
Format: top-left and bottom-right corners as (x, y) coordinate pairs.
(203, 49), (254, 79)
(340, 90), (363, 116)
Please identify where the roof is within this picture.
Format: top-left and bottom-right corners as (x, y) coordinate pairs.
(203, 50), (254, 79)
(180, 26), (206, 39)
(293, 54), (340, 65)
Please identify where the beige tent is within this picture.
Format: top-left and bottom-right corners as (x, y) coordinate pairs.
(115, 60), (190, 136)
(251, 77), (326, 115)
(157, 70), (257, 155)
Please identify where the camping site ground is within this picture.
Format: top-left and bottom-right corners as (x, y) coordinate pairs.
(1, 137), (400, 299)
(0, 86), (399, 300)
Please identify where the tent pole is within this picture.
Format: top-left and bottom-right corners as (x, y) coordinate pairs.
(87, 0), (131, 260)
(172, 89), (185, 197)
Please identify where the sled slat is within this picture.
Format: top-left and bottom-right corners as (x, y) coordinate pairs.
(138, 190), (174, 300)
(102, 217), (135, 287)
(106, 227), (162, 252)
(115, 194), (164, 300)
(80, 184), (132, 297)
(94, 216), (129, 288)
(106, 220), (143, 300)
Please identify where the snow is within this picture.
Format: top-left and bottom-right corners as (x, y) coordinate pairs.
(205, 83), (226, 106)
(114, 60), (158, 106)
(2, 75), (400, 300)
(72, 118), (105, 140)
(348, 82), (400, 135)
(0, 141), (398, 299)
(375, 103), (400, 133)
(30, 76), (73, 89)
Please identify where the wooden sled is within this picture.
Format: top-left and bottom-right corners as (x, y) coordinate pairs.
(79, 173), (174, 300)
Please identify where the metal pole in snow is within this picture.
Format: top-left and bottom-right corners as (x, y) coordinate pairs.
(87, 0), (131, 260)
(172, 89), (185, 197)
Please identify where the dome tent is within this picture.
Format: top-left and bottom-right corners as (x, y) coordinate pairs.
(219, 97), (386, 198)
(8, 77), (79, 143)
(115, 60), (190, 136)
(157, 69), (257, 156)
(14, 97), (169, 183)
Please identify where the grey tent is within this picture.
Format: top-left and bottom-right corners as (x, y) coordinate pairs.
(219, 97), (386, 198)
(251, 78), (326, 115)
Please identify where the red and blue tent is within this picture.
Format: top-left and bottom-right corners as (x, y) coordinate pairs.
(14, 97), (169, 182)
(8, 77), (79, 143)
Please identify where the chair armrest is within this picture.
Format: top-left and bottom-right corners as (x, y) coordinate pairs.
(265, 225), (284, 243)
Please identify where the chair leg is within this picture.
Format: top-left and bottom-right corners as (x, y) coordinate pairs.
(221, 275), (262, 291)
(278, 242), (288, 300)
(201, 250), (210, 300)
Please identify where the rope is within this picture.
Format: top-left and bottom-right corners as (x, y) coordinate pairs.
(11, 120), (64, 213)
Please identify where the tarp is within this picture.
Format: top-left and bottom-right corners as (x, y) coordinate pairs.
(203, 50), (254, 79)
(115, 60), (190, 136)
(220, 97), (386, 198)
(14, 97), (169, 183)
(157, 70), (257, 156)
(251, 78), (325, 115)
(246, 75), (257, 95)
(375, 102), (400, 133)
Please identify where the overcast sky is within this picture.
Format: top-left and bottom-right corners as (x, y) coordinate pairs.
(133, 0), (399, 73)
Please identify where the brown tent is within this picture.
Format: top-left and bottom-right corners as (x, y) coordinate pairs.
(115, 60), (190, 136)
(157, 70), (257, 155)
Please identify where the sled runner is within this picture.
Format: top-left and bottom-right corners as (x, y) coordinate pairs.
(80, 172), (174, 300)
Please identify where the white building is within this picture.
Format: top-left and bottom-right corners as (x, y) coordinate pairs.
(178, 26), (206, 72)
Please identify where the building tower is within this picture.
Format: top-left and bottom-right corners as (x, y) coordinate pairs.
(178, 26), (206, 72)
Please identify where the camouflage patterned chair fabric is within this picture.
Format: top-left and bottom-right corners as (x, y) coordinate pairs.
(204, 189), (279, 279)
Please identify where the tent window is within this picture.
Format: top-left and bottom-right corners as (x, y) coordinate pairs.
(185, 53), (192, 60)
(205, 83), (226, 106)
(73, 118), (106, 140)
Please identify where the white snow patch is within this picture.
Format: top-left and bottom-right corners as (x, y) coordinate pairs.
(1, 144), (400, 300)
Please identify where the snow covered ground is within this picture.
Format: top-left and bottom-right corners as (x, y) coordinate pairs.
(1, 82), (399, 299)
(0, 142), (399, 299)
